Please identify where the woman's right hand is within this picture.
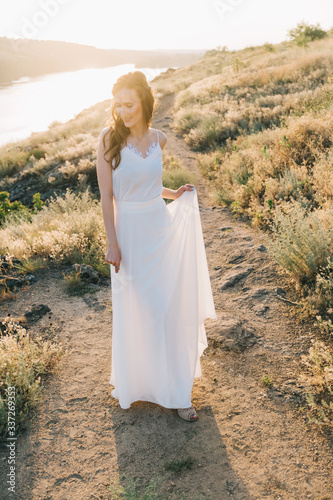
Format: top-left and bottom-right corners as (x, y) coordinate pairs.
(105, 243), (121, 273)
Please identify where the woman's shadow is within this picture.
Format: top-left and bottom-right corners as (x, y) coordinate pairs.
(108, 400), (251, 499)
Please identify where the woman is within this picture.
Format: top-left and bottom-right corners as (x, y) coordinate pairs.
(96, 71), (217, 421)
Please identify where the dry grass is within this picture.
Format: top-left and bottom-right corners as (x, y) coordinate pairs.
(0, 318), (64, 439)
(155, 31), (333, 321)
(298, 340), (333, 426)
(0, 100), (109, 189)
(0, 189), (110, 277)
(196, 113), (333, 227)
(168, 35), (332, 157)
(169, 35), (333, 228)
(266, 202), (333, 285)
(1, 31), (333, 323)
(162, 152), (198, 194)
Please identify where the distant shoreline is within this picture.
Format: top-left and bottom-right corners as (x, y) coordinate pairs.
(0, 37), (204, 86)
(0, 65), (167, 147)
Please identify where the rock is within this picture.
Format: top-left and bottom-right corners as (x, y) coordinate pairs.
(276, 287), (286, 297)
(24, 304), (51, 322)
(83, 296), (105, 311)
(210, 267), (225, 280)
(87, 283), (99, 291)
(284, 379), (297, 385)
(25, 274), (38, 284)
(219, 267), (254, 290)
(208, 313), (257, 351)
(1, 277), (20, 290)
(228, 253), (245, 264)
(254, 304), (270, 316)
(71, 264), (100, 284)
(250, 288), (271, 300)
(1, 274), (38, 291)
(257, 244), (267, 252)
(220, 227), (233, 231)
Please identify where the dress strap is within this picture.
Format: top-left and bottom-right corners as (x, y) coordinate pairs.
(155, 129), (159, 146)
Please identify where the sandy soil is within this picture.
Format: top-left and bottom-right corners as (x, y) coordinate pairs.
(0, 93), (332, 500)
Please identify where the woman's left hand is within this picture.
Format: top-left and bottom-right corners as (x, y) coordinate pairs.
(175, 184), (195, 199)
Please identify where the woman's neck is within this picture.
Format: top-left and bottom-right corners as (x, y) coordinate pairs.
(128, 122), (150, 141)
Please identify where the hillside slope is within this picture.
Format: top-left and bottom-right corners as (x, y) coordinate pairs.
(0, 92), (332, 499)
(0, 37), (204, 84)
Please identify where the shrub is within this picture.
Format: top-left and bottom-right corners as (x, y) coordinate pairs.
(0, 151), (29, 178)
(162, 153), (198, 194)
(303, 257), (333, 316)
(261, 374), (273, 387)
(30, 148), (46, 160)
(263, 42), (274, 52)
(299, 340), (333, 426)
(32, 192), (45, 211)
(0, 189), (110, 276)
(287, 21), (327, 47)
(0, 191), (28, 225)
(63, 268), (89, 296)
(195, 113), (333, 227)
(266, 202), (333, 285)
(0, 318), (64, 439)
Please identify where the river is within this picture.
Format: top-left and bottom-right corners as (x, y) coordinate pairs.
(0, 64), (168, 147)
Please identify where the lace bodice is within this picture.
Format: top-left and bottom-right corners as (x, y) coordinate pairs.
(125, 141), (158, 159)
(111, 128), (163, 202)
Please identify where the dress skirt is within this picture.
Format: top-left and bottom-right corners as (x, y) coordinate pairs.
(109, 188), (217, 409)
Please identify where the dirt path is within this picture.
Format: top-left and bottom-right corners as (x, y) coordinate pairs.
(0, 93), (332, 500)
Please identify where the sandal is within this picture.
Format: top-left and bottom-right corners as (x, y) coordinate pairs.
(177, 405), (198, 422)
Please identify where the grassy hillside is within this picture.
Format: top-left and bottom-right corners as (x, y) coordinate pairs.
(0, 91), (196, 282)
(153, 33), (333, 231)
(155, 30), (333, 306)
(1, 26), (333, 319)
(1, 26), (333, 440)
(0, 37), (203, 84)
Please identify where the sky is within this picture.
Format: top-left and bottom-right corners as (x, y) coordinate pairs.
(0, 0), (332, 52)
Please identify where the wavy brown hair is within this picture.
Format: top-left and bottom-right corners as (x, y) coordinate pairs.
(102, 71), (155, 170)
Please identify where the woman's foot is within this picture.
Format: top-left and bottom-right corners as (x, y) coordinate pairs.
(177, 405), (198, 422)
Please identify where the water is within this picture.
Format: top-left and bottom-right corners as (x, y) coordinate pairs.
(0, 64), (168, 147)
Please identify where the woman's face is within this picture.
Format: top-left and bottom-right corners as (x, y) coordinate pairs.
(113, 88), (144, 129)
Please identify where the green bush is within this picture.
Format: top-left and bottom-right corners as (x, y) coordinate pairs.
(266, 202), (333, 285)
(32, 192), (45, 211)
(162, 167), (197, 192)
(288, 21), (327, 47)
(0, 191), (28, 224)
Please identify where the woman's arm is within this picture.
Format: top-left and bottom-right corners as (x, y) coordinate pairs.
(158, 130), (195, 200)
(96, 129), (121, 272)
(162, 187), (177, 200)
(162, 185), (196, 200)
(96, 129), (117, 246)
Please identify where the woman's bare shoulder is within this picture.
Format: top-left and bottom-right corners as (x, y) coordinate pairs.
(100, 126), (111, 139)
(99, 127), (112, 151)
(154, 128), (167, 149)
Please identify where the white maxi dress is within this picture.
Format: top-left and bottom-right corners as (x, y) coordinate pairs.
(109, 129), (217, 409)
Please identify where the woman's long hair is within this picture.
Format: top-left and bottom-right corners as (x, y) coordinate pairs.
(102, 71), (155, 170)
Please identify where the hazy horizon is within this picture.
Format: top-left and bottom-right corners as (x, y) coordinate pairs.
(1, 0), (332, 52)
